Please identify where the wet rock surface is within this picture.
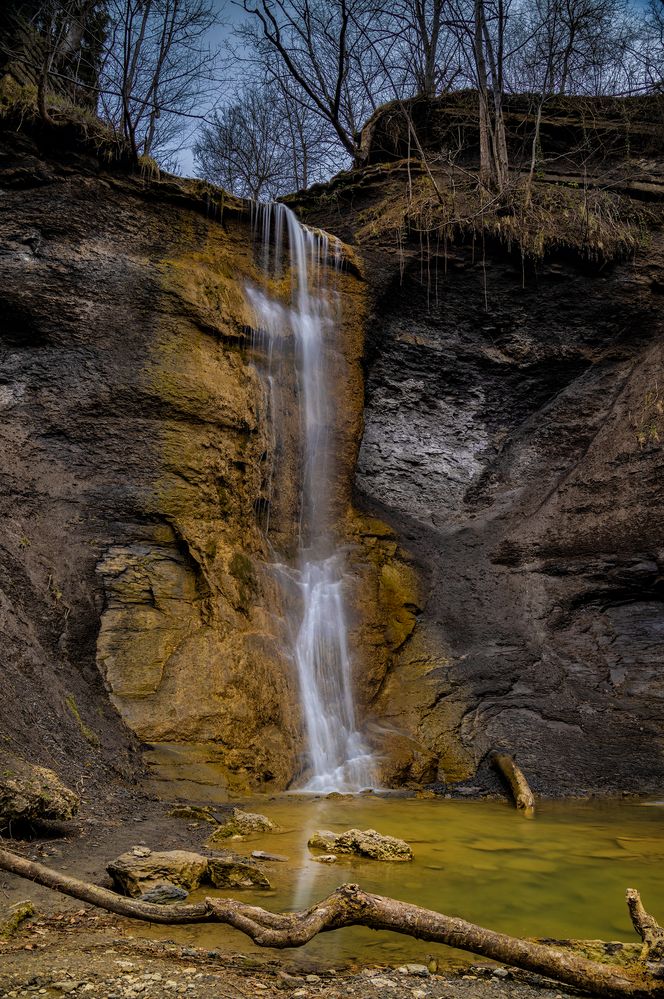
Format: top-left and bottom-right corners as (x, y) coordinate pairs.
(0, 126), (370, 798)
(2, 111), (664, 801)
(293, 129), (664, 794)
(0, 128), (304, 795)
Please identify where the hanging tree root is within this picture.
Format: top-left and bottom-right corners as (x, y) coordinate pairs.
(0, 848), (663, 998)
(490, 751), (536, 814)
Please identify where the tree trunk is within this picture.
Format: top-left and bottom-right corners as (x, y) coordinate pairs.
(37, 66), (55, 125)
(491, 752), (536, 813)
(474, 1), (493, 188)
(0, 848), (662, 998)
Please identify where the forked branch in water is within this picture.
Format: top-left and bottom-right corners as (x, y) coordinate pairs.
(0, 847), (662, 999)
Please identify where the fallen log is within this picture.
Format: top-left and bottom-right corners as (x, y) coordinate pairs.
(491, 751), (536, 814)
(0, 847), (662, 998)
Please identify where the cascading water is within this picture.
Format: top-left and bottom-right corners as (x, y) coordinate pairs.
(247, 202), (375, 793)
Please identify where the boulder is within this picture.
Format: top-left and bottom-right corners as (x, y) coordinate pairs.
(206, 807), (276, 845)
(0, 755), (79, 827)
(307, 828), (413, 861)
(138, 882), (189, 904)
(107, 847), (272, 897)
(207, 855), (271, 889)
(107, 850), (209, 897)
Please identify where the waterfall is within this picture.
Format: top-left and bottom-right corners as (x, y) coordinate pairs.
(247, 202), (375, 793)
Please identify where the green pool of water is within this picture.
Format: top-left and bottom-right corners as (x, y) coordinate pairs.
(142, 794), (664, 968)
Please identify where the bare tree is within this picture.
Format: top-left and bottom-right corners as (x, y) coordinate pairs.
(637, 0), (664, 93)
(194, 89), (285, 198)
(523, 0), (635, 95)
(465, 0), (510, 191)
(98, 0), (220, 161)
(194, 77), (340, 198)
(364, 0), (465, 98)
(237, 0), (393, 163)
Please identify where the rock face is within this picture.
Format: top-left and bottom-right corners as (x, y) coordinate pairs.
(0, 755), (79, 827)
(357, 240), (664, 792)
(292, 98), (664, 794)
(2, 104), (664, 799)
(307, 828), (413, 861)
(0, 126), (366, 794)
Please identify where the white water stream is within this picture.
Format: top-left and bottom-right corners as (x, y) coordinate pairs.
(247, 203), (374, 792)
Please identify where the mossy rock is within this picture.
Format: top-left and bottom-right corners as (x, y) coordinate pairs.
(0, 754), (79, 827)
(206, 807), (277, 845)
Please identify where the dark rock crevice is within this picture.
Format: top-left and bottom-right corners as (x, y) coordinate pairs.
(352, 224), (664, 792)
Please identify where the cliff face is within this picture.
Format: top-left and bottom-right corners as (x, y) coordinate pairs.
(0, 129), (372, 795)
(358, 245), (664, 793)
(293, 97), (664, 794)
(2, 101), (664, 800)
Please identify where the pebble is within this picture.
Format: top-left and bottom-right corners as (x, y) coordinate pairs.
(398, 965), (430, 977)
(306, 974), (321, 983)
(370, 978), (397, 988)
(493, 968), (510, 979)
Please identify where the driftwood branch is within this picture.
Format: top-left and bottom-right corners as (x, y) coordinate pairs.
(0, 848), (662, 998)
(491, 752), (536, 813)
(627, 889), (664, 962)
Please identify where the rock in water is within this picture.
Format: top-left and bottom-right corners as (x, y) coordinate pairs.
(0, 755), (79, 827)
(206, 807), (276, 844)
(207, 856), (271, 889)
(107, 848), (272, 896)
(138, 882), (189, 904)
(307, 828), (413, 861)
